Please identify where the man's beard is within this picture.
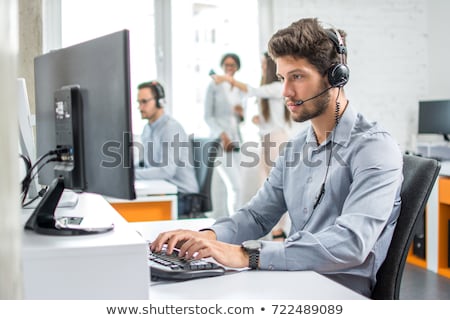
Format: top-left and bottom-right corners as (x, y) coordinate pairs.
(291, 87), (331, 123)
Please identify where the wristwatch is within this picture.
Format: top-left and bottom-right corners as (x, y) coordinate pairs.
(241, 240), (262, 269)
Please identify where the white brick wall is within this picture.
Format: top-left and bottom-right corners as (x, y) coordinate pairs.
(261, 0), (439, 150)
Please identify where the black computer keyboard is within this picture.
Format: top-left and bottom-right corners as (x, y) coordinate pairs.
(149, 245), (226, 281)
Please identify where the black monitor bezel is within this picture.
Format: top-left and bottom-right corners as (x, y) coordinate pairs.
(418, 99), (450, 141)
(34, 29), (136, 201)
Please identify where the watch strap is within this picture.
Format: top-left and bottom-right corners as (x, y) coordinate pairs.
(248, 250), (260, 269)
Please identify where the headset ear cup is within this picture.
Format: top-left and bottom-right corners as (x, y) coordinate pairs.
(325, 28), (350, 87)
(150, 81), (165, 108)
(155, 83), (165, 100)
(328, 63), (349, 87)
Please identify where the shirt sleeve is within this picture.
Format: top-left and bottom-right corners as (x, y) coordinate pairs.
(247, 82), (282, 99)
(211, 153), (288, 243)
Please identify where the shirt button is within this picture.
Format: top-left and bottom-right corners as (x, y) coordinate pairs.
(307, 177), (313, 183)
(303, 208), (308, 213)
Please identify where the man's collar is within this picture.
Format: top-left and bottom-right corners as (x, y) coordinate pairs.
(305, 103), (355, 148)
(332, 103), (355, 148)
(148, 113), (168, 129)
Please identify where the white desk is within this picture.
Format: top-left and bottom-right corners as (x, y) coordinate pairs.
(21, 193), (150, 299)
(132, 218), (215, 241)
(134, 179), (177, 196)
(150, 270), (366, 300)
(107, 179), (178, 221)
(132, 219), (367, 300)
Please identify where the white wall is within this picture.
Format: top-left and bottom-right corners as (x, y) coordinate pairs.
(0, 0), (22, 299)
(259, 0), (436, 151)
(426, 0), (450, 99)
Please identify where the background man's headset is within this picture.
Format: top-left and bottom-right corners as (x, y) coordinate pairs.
(148, 80), (165, 108)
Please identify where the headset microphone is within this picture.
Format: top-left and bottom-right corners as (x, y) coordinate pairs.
(294, 86), (333, 106)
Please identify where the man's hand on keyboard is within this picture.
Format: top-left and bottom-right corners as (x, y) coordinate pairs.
(150, 229), (216, 254)
(150, 229), (249, 269)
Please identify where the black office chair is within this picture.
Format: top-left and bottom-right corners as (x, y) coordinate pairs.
(371, 154), (440, 299)
(178, 137), (220, 219)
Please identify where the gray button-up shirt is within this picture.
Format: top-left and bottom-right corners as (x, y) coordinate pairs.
(135, 114), (198, 194)
(211, 105), (403, 297)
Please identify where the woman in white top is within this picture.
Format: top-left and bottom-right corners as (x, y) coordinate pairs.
(248, 52), (292, 176)
(214, 52), (305, 239)
(205, 53), (246, 216)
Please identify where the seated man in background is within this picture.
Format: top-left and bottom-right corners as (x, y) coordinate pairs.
(135, 81), (199, 218)
(150, 18), (403, 298)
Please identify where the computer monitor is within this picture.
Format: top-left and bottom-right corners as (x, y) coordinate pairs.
(418, 99), (450, 141)
(25, 30), (136, 235)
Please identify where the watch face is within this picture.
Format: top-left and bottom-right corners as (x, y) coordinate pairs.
(242, 240), (261, 250)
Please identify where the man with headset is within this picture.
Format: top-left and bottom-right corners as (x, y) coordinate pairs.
(135, 81), (199, 217)
(150, 18), (403, 297)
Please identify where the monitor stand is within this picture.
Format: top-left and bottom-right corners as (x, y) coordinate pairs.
(24, 189), (79, 209)
(24, 177), (114, 235)
(57, 189), (79, 208)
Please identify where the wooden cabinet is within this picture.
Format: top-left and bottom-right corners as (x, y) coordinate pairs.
(437, 177), (450, 278)
(106, 179), (178, 222)
(110, 197), (175, 222)
(408, 175), (450, 279)
(403, 161), (450, 279)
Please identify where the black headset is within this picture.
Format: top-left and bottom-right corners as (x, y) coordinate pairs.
(325, 29), (350, 88)
(149, 80), (165, 108)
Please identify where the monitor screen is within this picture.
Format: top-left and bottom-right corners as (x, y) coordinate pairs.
(25, 30), (136, 235)
(418, 100), (450, 140)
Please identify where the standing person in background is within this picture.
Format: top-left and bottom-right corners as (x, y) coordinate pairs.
(216, 52), (292, 175)
(135, 81), (199, 218)
(213, 52), (308, 240)
(204, 53), (246, 216)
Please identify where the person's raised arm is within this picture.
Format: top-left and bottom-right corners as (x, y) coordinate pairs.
(212, 74), (249, 93)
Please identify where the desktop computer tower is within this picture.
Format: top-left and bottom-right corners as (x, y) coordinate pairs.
(412, 210), (426, 259)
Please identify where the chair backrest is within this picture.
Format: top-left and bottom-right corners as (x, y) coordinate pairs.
(371, 154), (440, 299)
(191, 137), (220, 212)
